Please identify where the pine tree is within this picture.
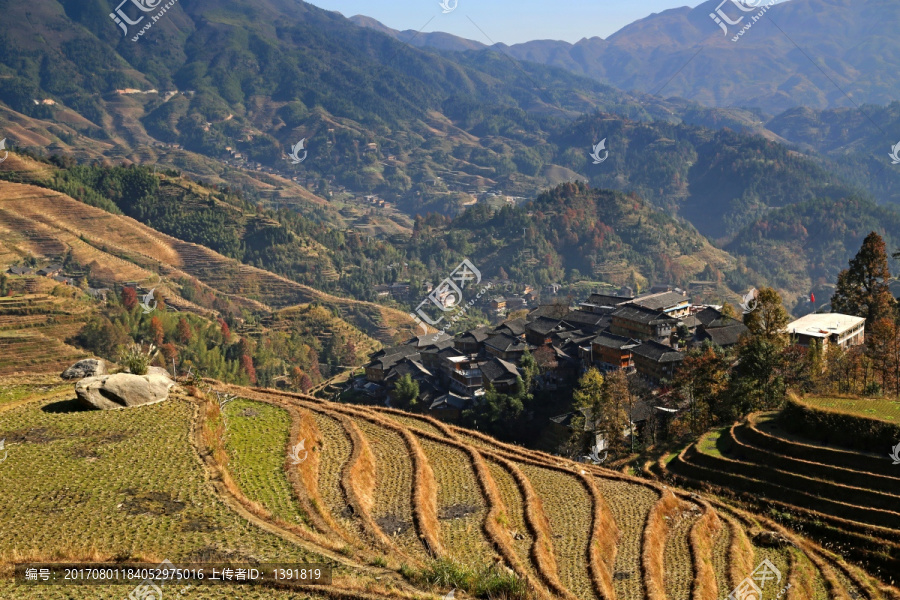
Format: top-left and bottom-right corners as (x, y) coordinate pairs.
(833, 232), (895, 325)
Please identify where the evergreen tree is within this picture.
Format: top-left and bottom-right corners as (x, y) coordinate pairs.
(743, 287), (790, 342)
(833, 232), (895, 325)
(672, 344), (730, 434)
(393, 374), (420, 409)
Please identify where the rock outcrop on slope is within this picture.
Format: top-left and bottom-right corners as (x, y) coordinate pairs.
(61, 359), (107, 380)
(75, 373), (174, 410)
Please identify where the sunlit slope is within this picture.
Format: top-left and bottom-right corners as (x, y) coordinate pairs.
(0, 179), (417, 343)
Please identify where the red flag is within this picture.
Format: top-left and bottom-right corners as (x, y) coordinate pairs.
(810, 292), (815, 303)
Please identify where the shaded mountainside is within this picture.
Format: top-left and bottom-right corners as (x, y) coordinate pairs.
(0, 152), (756, 304)
(353, 0), (900, 113)
(726, 196), (900, 309)
(2, 0), (894, 234)
(412, 181), (750, 301)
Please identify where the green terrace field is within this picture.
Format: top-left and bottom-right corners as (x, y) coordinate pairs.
(658, 401), (900, 586)
(800, 397), (900, 423)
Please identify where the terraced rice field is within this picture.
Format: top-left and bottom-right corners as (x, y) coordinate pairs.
(0, 181), (418, 343)
(661, 410), (900, 585)
(2, 380), (897, 599)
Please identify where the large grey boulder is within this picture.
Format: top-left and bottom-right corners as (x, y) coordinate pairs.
(61, 359), (107, 381)
(146, 366), (175, 380)
(75, 373), (175, 410)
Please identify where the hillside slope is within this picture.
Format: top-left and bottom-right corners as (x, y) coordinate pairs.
(353, 0), (900, 113)
(0, 173), (417, 344)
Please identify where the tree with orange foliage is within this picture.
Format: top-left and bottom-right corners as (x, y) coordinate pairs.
(122, 287), (138, 311)
(865, 317), (899, 394)
(240, 354), (257, 384)
(149, 316), (165, 346)
(176, 317), (192, 344)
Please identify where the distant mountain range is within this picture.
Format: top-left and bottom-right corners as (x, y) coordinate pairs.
(351, 0), (900, 113)
(2, 0), (900, 312)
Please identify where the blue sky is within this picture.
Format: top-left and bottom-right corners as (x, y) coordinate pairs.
(305, 0), (706, 45)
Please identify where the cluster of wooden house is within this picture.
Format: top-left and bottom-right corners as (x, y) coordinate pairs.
(359, 288), (755, 421)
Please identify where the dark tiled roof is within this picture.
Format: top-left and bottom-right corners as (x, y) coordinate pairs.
(699, 324), (748, 347)
(485, 333), (531, 353)
(368, 348), (422, 370)
(632, 341), (684, 363)
(561, 311), (609, 329)
(385, 359), (433, 382)
(693, 307), (724, 327)
(707, 316), (745, 329)
(420, 339), (457, 354)
(527, 317), (566, 336)
(408, 332), (453, 348)
(430, 393), (472, 411)
(457, 325), (493, 344)
(528, 304), (573, 320)
(592, 331), (641, 350)
(612, 304), (678, 325)
(631, 291), (690, 311)
(550, 407), (593, 431)
(587, 293), (633, 307)
(629, 399), (655, 422)
(480, 358), (520, 383)
(494, 318), (527, 337)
